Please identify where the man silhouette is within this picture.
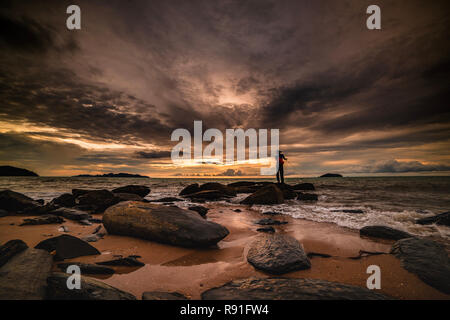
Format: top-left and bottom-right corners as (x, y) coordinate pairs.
(277, 151), (287, 183)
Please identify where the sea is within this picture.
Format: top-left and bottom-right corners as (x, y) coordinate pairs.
(1, 176), (449, 240)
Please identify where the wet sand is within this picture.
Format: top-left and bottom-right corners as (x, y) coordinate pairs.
(0, 204), (448, 300)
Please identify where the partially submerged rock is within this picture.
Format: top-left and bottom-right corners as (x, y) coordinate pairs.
(254, 218), (287, 226)
(360, 226), (412, 240)
(416, 211), (450, 227)
(112, 185), (150, 197)
(151, 197), (184, 202)
(142, 291), (188, 300)
(390, 238), (450, 294)
(113, 192), (143, 202)
(0, 248), (53, 299)
(20, 214), (64, 226)
(75, 189), (119, 213)
(179, 183), (200, 196)
(51, 193), (76, 207)
(46, 273), (136, 300)
(297, 193), (318, 201)
(291, 183), (315, 191)
(103, 201), (229, 247)
(0, 239), (28, 268)
(57, 262), (114, 275)
(183, 190), (228, 201)
(241, 184), (284, 205)
(35, 234), (100, 261)
(201, 278), (389, 300)
(199, 182), (236, 197)
(247, 234), (311, 274)
(256, 226), (275, 233)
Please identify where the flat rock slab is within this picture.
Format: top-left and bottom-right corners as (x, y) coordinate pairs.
(20, 214), (64, 226)
(142, 291), (188, 300)
(0, 248), (53, 299)
(103, 201), (229, 248)
(46, 273), (136, 300)
(201, 278), (389, 300)
(247, 234), (311, 274)
(360, 225), (412, 240)
(255, 218), (287, 226)
(50, 207), (90, 221)
(57, 262), (114, 275)
(0, 239), (28, 268)
(390, 238), (450, 294)
(35, 234), (100, 261)
(96, 255), (144, 267)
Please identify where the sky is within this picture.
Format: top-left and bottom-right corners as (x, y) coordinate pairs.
(0, 0), (449, 177)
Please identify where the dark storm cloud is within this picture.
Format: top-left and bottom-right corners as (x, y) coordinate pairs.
(0, 0), (449, 175)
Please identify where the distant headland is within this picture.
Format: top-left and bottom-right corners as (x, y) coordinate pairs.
(72, 173), (149, 178)
(320, 173), (343, 178)
(0, 166), (39, 177)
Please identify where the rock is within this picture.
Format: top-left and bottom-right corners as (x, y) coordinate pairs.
(199, 182), (237, 197)
(103, 201), (229, 247)
(234, 209), (242, 212)
(297, 192), (318, 201)
(35, 234), (100, 261)
(247, 234), (311, 274)
(227, 181), (257, 187)
(112, 185), (150, 197)
(57, 263), (114, 275)
(360, 226), (412, 240)
(78, 219), (92, 226)
(256, 226), (275, 233)
(233, 185), (261, 194)
(142, 291), (188, 300)
(151, 197), (184, 202)
(75, 189), (120, 213)
(46, 273), (136, 300)
(71, 189), (92, 197)
(113, 192), (144, 202)
(0, 239), (28, 268)
(58, 226), (69, 233)
(49, 207), (90, 221)
(0, 165), (38, 176)
(262, 211), (280, 215)
(81, 234), (103, 242)
(19, 214), (64, 226)
(36, 199), (45, 205)
(291, 183), (315, 191)
(332, 209), (364, 214)
(51, 193), (76, 207)
(241, 184), (284, 205)
(179, 183), (200, 196)
(201, 278), (389, 300)
(320, 173), (343, 177)
(390, 238), (450, 294)
(0, 248), (52, 299)
(0, 189), (41, 213)
(183, 190), (227, 201)
(96, 255), (144, 267)
(416, 211), (450, 226)
(188, 206), (209, 217)
(89, 218), (103, 224)
(255, 218), (287, 226)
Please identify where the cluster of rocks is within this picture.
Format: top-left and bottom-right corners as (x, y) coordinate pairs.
(178, 181), (318, 205)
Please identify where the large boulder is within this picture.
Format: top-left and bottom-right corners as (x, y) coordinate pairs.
(103, 201), (229, 247)
(297, 192), (318, 201)
(416, 211), (450, 227)
(227, 181), (257, 187)
(0, 248), (53, 299)
(0, 189), (41, 214)
(46, 273), (136, 300)
(241, 185), (284, 205)
(113, 192), (144, 202)
(275, 183), (298, 200)
(291, 183), (315, 191)
(179, 183), (200, 196)
(390, 238), (450, 294)
(188, 206), (209, 218)
(183, 190), (227, 201)
(112, 185), (150, 197)
(0, 239), (28, 268)
(201, 278), (389, 300)
(35, 234), (100, 261)
(199, 182), (236, 197)
(360, 226), (412, 240)
(75, 189), (119, 213)
(247, 234), (311, 274)
(51, 193), (76, 207)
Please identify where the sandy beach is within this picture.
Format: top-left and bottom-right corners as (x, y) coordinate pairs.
(1, 203), (448, 300)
